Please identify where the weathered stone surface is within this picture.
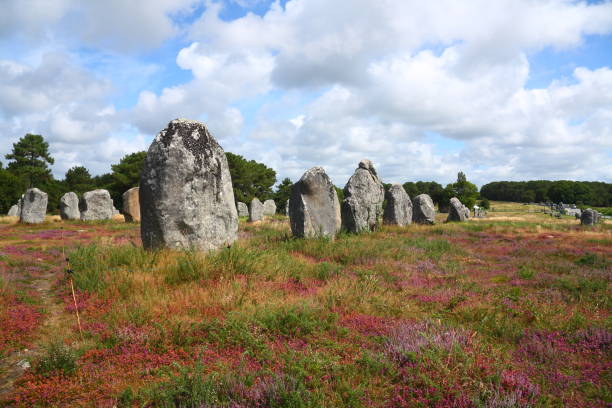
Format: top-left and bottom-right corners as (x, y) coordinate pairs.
(447, 197), (467, 222)
(263, 199), (276, 216)
(123, 187), (140, 222)
(7, 204), (19, 217)
(463, 205), (471, 219)
(383, 184), (412, 226)
(60, 192), (80, 220)
(285, 199), (290, 216)
(581, 209), (600, 225)
(289, 167), (341, 238)
(412, 194), (436, 224)
(140, 119), (238, 251)
(249, 198), (264, 222)
(341, 159), (385, 233)
(80, 189), (114, 221)
(237, 202), (249, 217)
(20, 188), (47, 224)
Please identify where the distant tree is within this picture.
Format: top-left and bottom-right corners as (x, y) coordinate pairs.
(479, 198), (490, 209)
(109, 151), (147, 209)
(5, 134), (54, 188)
(447, 171), (479, 208)
(226, 152), (276, 203)
(64, 166), (95, 196)
(273, 178), (293, 214)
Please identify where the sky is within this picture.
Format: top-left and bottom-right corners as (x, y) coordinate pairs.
(0, 0), (611, 188)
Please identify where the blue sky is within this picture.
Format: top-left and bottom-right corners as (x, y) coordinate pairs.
(0, 0), (611, 187)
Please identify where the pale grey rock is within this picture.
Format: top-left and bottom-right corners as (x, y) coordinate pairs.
(412, 194), (436, 224)
(20, 188), (47, 224)
(463, 205), (470, 219)
(341, 159), (385, 233)
(285, 199), (290, 216)
(237, 202), (249, 217)
(7, 204), (19, 217)
(123, 187), (140, 222)
(60, 192), (80, 220)
(140, 119), (238, 250)
(80, 189), (114, 221)
(383, 183), (412, 226)
(263, 199), (276, 216)
(249, 198), (264, 222)
(289, 167), (341, 239)
(447, 197), (467, 222)
(581, 209), (600, 226)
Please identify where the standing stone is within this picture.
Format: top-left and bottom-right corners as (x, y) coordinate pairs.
(237, 202), (249, 217)
(80, 190), (114, 221)
(263, 199), (277, 216)
(20, 188), (47, 224)
(341, 159), (385, 233)
(463, 205), (470, 219)
(412, 194), (436, 224)
(289, 167), (341, 239)
(140, 119), (238, 251)
(285, 199), (290, 216)
(7, 205), (19, 217)
(249, 198), (264, 222)
(60, 192), (80, 220)
(123, 187), (140, 222)
(383, 184), (412, 226)
(447, 197), (467, 222)
(581, 209), (600, 226)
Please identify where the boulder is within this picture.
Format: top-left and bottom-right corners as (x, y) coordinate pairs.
(140, 119), (238, 251)
(341, 159), (385, 233)
(249, 198), (264, 222)
(237, 202), (249, 217)
(412, 194), (436, 224)
(60, 192), (80, 220)
(7, 204), (19, 217)
(447, 197), (467, 222)
(383, 183), (412, 226)
(263, 199), (277, 216)
(20, 188), (47, 224)
(289, 167), (341, 238)
(123, 187), (140, 222)
(581, 209), (600, 226)
(80, 190), (114, 221)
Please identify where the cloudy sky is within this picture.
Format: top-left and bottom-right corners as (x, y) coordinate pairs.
(1, 0), (611, 187)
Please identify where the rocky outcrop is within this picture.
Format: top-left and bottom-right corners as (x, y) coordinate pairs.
(412, 194), (436, 224)
(140, 119), (238, 250)
(383, 184), (412, 226)
(20, 188), (47, 224)
(60, 192), (80, 220)
(341, 159), (385, 233)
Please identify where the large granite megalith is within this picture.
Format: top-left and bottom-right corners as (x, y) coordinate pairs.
(80, 189), (114, 220)
(581, 209), (601, 226)
(60, 192), (80, 220)
(447, 197), (467, 222)
(20, 188), (47, 224)
(237, 202), (249, 217)
(341, 159), (385, 233)
(289, 167), (341, 239)
(249, 198), (264, 222)
(123, 187), (140, 222)
(263, 199), (277, 216)
(140, 119), (238, 251)
(412, 194), (436, 224)
(383, 183), (412, 226)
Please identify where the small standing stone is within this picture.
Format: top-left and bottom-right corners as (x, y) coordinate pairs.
(20, 188), (48, 224)
(285, 199), (290, 216)
(289, 166), (341, 239)
(447, 197), (467, 222)
(263, 199), (277, 216)
(581, 209), (600, 226)
(412, 194), (436, 224)
(60, 192), (80, 220)
(123, 187), (141, 222)
(341, 159), (385, 233)
(383, 184), (412, 226)
(249, 198), (264, 222)
(7, 204), (19, 217)
(80, 189), (114, 221)
(237, 202), (249, 217)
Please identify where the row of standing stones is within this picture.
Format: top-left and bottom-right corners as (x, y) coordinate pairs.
(6, 119), (604, 249)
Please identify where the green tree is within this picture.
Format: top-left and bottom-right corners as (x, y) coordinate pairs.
(64, 166), (95, 196)
(273, 178), (293, 214)
(448, 171), (479, 208)
(109, 151), (147, 208)
(226, 152), (276, 203)
(5, 134), (54, 188)
(0, 165), (23, 214)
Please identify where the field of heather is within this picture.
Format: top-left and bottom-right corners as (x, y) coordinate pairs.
(0, 203), (610, 407)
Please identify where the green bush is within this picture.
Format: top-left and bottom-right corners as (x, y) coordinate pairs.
(34, 342), (77, 377)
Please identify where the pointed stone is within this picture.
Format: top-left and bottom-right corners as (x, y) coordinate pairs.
(341, 159), (384, 233)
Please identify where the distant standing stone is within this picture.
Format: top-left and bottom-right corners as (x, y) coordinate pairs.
(7, 204), (19, 217)
(249, 198), (264, 222)
(140, 119), (238, 251)
(447, 197), (467, 222)
(80, 189), (114, 221)
(289, 166), (341, 238)
(412, 194), (436, 224)
(341, 159), (385, 233)
(20, 188), (47, 224)
(285, 199), (290, 216)
(383, 183), (412, 226)
(60, 192), (80, 220)
(263, 199), (277, 216)
(581, 209), (600, 226)
(237, 202), (249, 217)
(123, 187), (140, 222)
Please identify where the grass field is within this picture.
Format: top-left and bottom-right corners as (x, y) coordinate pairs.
(0, 203), (610, 407)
